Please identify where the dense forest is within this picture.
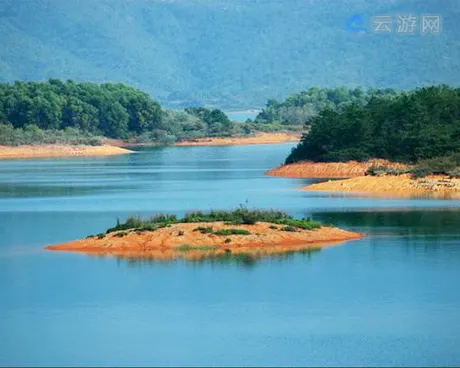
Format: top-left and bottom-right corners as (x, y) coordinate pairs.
(254, 87), (399, 125)
(286, 85), (460, 166)
(0, 80), (250, 145)
(1, 0), (459, 107)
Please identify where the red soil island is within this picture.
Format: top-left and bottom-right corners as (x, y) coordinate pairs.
(46, 210), (363, 262)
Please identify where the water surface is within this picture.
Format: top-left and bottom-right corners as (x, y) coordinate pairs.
(1, 144), (459, 366)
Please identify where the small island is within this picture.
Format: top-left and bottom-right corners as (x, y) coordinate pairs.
(46, 209), (363, 262)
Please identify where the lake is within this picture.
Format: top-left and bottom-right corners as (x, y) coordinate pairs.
(225, 110), (260, 122)
(1, 144), (460, 367)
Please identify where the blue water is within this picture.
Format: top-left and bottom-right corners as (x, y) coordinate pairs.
(1, 144), (460, 366)
(225, 111), (260, 122)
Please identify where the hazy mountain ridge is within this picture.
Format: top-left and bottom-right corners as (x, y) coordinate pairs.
(0, 0), (458, 107)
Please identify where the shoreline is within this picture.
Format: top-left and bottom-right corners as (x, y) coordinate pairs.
(0, 132), (300, 160)
(174, 132), (301, 146)
(46, 221), (363, 261)
(267, 160), (410, 179)
(304, 175), (460, 199)
(268, 160), (460, 198)
(0, 144), (134, 160)
(104, 132), (301, 148)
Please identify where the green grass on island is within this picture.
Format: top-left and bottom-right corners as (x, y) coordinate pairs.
(100, 208), (322, 237)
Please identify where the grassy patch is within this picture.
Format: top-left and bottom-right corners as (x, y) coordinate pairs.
(213, 229), (251, 236)
(281, 226), (298, 232)
(366, 165), (410, 177)
(98, 208), (323, 238)
(176, 245), (192, 252)
(113, 231), (129, 237)
(176, 245), (218, 252)
(193, 226), (214, 234)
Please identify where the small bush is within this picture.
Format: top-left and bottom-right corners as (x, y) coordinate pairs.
(151, 214), (178, 224)
(448, 167), (460, 178)
(194, 246), (219, 252)
(114, 231), (129, 237)
(96, 233), (105, 239)
(281, 226), (298, 232)
(411, 167), (432, 179)
(269, 225), (278, 230)
(224, 238), (232, 243)
(193, 227), (214, 234)
(367, 165), (389, 176)
(178, 230), (185, 236)
(214, 229), (251, 236)
(367, 165), (410, 177)
(412, 154), (460, 178)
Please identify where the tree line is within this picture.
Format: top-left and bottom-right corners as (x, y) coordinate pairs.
(254, 87), (399, 126)
(0, 79), (237, 144)
(286, 85), (460, 164)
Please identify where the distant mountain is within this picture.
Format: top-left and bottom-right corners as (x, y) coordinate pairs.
(0, 0), (459, 107)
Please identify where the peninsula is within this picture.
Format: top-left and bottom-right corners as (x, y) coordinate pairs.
(0, 144), (133, 160)
(268, 86), (460, 198)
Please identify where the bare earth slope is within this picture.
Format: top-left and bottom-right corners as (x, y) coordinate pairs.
(305, 175), (460, 199)
(267, 160), (409, 178)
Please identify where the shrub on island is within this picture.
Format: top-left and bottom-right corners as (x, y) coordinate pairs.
(102, 208), (321, 235)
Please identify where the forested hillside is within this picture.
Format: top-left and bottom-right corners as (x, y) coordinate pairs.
(254, 87), (399, 125)
(0, 0), (459, 107)
(0, 80), (243, 145)
(286, 85), (460, 165)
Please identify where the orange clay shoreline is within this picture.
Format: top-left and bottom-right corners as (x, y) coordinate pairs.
(0, 144), (134, 160)
(305, 174), (460, 199)
(267, 159), (410, 178)
(174, 132), (301, 146)
(104, 132), (301, 148)
(46, 222), (363, 261)
(267, 160), (460, 198)
(0, 132), (300, 159)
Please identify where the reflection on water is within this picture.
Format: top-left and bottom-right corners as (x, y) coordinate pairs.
(314, 209), (460, 235)
(111, 247), (323, 269)
(1, 144), (460, 366)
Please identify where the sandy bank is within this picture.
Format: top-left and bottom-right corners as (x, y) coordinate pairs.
(0, 144), (133, 160)
(267, 159), (410, 178)
(46, 222), (363, 261)
(305, 175), (460, 199)
(174, 132), (301, 146)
